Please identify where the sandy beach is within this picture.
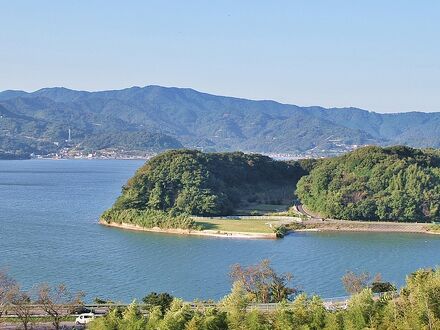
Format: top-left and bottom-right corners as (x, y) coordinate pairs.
(99, 220), (278, 239)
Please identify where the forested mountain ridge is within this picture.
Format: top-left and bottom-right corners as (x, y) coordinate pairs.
(0, 86), (439, 158)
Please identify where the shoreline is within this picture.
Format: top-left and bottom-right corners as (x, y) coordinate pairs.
(99, 219), (440, 239)
(294, 204), (440, 235)
(296, 219), (440, 235)
(99, 220), (278, 239)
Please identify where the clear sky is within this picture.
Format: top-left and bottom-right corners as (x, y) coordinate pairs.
(1, 1), (439, 113)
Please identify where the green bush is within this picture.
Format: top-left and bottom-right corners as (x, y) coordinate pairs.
(273, 225), (289, 238)
(101, 208), (196, 229)
(142, 292), (174, 314)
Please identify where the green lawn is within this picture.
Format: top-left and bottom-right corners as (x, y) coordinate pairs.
(195, 218), (279, 233)
(235, 203), (290, 215)
(429, 224), (440, 233)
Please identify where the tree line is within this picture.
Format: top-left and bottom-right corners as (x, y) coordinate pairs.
(297, 146), (440, 222)
(89, 261), (439, 330)
(2, 261), (439, 329)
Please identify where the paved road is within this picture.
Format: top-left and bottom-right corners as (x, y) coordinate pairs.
(3, 295), (396, 329)
(0, 321), (79, 330)
(295, 204), (322, 221)
(0, 299), (351, 329)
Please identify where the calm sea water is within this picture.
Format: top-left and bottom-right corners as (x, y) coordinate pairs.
(0, 159), (439, 302)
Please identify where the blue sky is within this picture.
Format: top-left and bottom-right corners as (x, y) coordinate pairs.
(1, 1), (439, 113)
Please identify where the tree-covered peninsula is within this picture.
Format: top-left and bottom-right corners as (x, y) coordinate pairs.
(297, 146), (440, 222)
(101, 150), (306, 229)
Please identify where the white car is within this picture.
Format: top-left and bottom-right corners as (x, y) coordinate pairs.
(75, 312), (95, 325)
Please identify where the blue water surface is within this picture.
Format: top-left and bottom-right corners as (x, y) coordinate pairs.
(0, 160), (439, 302)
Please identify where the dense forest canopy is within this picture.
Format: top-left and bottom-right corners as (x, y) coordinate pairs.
(102, 150), (307, 226)
(296, 146), (440, 222)
(79, 131), (182, 151)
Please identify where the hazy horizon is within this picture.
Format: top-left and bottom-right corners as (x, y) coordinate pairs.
(1, 1), (439, 113)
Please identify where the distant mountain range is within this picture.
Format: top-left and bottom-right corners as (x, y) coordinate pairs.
(0, 86), (439, 158)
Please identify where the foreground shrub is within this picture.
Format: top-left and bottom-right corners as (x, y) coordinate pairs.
(88, 267), (440, 330)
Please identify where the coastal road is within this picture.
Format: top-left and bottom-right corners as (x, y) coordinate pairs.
(5, 294), (400, 329)
(3, 294), (397, 329)
(294, 204), (432, 234)
(0, 321), (79, 329)
(295, 204), (322, 221)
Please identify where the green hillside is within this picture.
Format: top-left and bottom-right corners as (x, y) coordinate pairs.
(1, 86), (440, 158)
(101, 150), (306, 228)
(296, 146), (440, 222)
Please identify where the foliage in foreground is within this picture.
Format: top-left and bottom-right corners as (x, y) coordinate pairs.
(89, 267), (440, 330)
(342, 271), (396, 295)
(229, 259), (297, 303)
(142, 292), (174, 314)
(2, 261), (440, 330)
(0, 274), (83, 330)
(297, 146), (440, 222)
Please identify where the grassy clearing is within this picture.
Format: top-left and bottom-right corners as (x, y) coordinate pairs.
(195, 218), (280, 233)
(235, 203), (290, 215)
(429, 224), (440, 233)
